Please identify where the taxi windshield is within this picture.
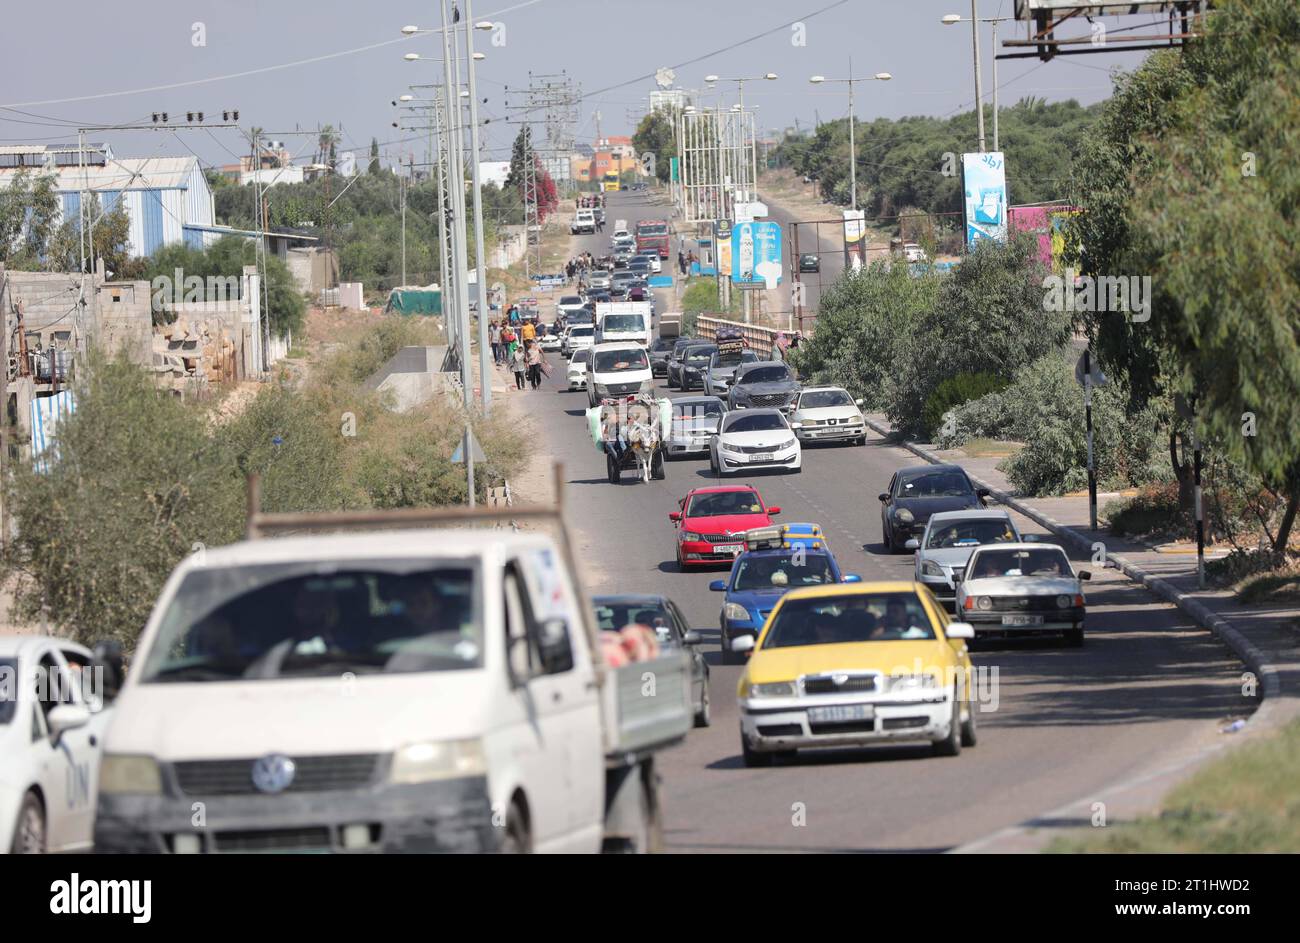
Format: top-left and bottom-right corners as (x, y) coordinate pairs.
(764, 593), (936, 648)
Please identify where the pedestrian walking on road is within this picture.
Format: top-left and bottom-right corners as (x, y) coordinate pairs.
(511, 345), (527, 390)
(502, 325), (518, 364)
(525, 341), (543, 390)
(489, 320), (503, 364)
(677, 249), (686, 275)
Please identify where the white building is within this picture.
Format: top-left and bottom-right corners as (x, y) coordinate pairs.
(0, 144), (216, 257)
(478, 161), (511, 189)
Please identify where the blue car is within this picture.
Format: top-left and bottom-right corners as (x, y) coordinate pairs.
(711, 526), (861, 664)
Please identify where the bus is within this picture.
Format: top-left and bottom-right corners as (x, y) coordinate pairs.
(602, 171), (621, 193)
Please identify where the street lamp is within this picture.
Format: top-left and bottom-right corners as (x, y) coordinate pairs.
(808, 67), (891, 211)
(943, 9), (1014, 151)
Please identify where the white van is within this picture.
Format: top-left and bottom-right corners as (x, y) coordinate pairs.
(595, 301), (652, 347)
(570, 209), (596, 235)
(93, 512), (692, 854)
(585, 342), (653, 407)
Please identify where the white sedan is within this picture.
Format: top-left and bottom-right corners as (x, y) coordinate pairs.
(566, 354), (588, 391)
(0, 635), (119, 853)
(955, 543), (1090, 646)
(790, 386), (867, 445)
(709, 407), (802, 476)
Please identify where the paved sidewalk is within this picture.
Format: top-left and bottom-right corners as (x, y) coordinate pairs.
(860, 412), (1300, 851)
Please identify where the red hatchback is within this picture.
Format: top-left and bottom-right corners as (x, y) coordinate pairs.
(670, 486), (781, 570)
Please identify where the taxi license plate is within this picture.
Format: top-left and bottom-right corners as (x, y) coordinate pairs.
(750, 453), (774, 462)
(808, 704), (874, 724)
(1002, 614), (1044, 626)
(714, 544), (744, 554)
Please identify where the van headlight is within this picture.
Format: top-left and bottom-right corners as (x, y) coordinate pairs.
(99, 754), (163, 795)
(391, 739), (486, 784)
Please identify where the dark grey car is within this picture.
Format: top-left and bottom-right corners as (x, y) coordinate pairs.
(727, 361), (801, 411)
(593, 593), (711, 727)
(665, 336), (701, 388)
(678, 344), (719, 392)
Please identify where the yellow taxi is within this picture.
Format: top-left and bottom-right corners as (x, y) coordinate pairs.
(731, 580), (979, 766)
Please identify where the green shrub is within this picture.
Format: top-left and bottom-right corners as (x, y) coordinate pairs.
(922, 372), (1009, 439)
(1104, 482), (1189, 538)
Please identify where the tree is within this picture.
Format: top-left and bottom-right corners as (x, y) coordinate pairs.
(368, 138), (381, 175)
(1070, 0), (1300, 550)
(45, 192), (133, 278)
(0, 169), (59, 269)
(632, 109), (676, 182)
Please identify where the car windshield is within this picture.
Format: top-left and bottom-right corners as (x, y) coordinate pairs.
(593, 599), (678, 648)
(686, 490), (764, 517)
(602, 315), (645, 333)
(925, 519), (1017, 549)
(763, 592), (936, 648)
(713, 350), (758, 369)
(800, 390), (853, 409)
(733, 553), (836, 591)
(968, 548), (1072, 579)
(898, 470), (973, 498)
(595, 349), (648, 372)
(0, 657), (16, 724)
(685, 346), (717, 364)
(637, 224), (668, 235)
(559, 296), (582, 306)
(673, 400), (724, 422)
(570, 327), (593, 337)
(138, 561), (482, 682)
(739, 365), (791, 384)
(725, 413), (786, 433)
(652, 338), (675, 352)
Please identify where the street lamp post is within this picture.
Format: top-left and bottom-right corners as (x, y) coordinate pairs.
(465, 11), (493, 415)
(808, 68), (892, 211)
(943, 10), (1014, 152)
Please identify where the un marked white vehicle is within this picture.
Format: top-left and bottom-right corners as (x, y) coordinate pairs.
(566, 353), (589, 391)
(1, 635), (119, 853)
(954, 543), (1090, 646)
(93, 499), (692, 854)
(709, 408), (802, 476)
(790, 386), (867, 445)
(909, 509), (1022, 612)
(585, 342), (653, 407)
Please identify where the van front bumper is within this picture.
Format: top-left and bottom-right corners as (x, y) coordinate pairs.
(93, 775), (497, 854)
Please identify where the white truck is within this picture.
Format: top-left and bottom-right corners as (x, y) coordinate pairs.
(571, 208), (596, 235)
(595, 301), (652, 347)
(92, 477), (693, 854)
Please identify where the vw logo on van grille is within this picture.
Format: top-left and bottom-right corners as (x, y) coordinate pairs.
(251, 754), (297, 794)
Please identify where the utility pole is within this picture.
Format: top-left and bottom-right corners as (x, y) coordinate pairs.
(464, 4), (491, 413)
(971, 0), (986, 152)
(439, 0), (475, 506)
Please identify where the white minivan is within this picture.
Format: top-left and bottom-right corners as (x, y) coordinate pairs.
(585, 342), (653, 407)
(93, 525), (692, 854)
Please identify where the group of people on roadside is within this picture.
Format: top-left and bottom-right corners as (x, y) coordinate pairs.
(566, 253), (597, 283)
(489, 317), (547, 391)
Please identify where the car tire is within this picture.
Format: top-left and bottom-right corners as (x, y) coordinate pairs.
(694, 682), (712, 727)
(932, 689), (963, 757)
(499, 800), (531, 854)
(10, 792), (45, 854)
(741, 736), (773, 768)
(1065, 626), (1085, 648)
(960, 693), (978, 747)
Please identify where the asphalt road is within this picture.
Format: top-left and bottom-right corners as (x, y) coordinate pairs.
(548, 192), (1250, 853)
(763, 194), (847, 321)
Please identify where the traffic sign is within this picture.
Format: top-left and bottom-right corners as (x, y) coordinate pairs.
(452, 429), (487, 465)
(1074, 351), (1107, 389)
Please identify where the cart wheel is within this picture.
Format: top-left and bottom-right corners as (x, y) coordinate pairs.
(607, 452), (621, 484)
(651, 449), (666, 480)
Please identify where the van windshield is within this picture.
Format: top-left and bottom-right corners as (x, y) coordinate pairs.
(139, 561), (482, 682)
(602, 315), (645, 333)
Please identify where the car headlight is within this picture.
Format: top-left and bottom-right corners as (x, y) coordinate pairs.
(976, 596), (993, 610)
(723, 602), (751, 622)
(921, 560), (944, 577)
(722, 442), (744, 453)
(894, 508), (914, 523)
(783, 438), (798, 450)
(747, 681), (796, 698)
(99, 754), (163, 795)
(390, 739), (486, 784)
(681, 530), (703, 542)
(1056, 594), (1073, 609)
(888, 674), (939, 692)
(594, 383), (609, 394)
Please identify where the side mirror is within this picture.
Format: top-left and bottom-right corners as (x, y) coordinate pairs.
(790, 422), (803, 430)
(768, 506), (781, 515)
(536, 618), (575, 675)
(877, 493), (890, 503)
(976, 488), (991, 499)
(904, 538), (919, 550)
(682, 631), (703, 646)
(842, 574), (862, 583)
(92, 639), (125, 703)
(669, 511), (682, 522)
(708, 580), (727, 591)
(1078, 571), (1091, 581)
(945, 623), (975, 640)
(855, 398), (864, 407)
(730, 634), (755, 654)
(47, 703), (91, 741)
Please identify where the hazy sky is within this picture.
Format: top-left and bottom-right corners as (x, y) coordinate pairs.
(2, 0), (1146, 171)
